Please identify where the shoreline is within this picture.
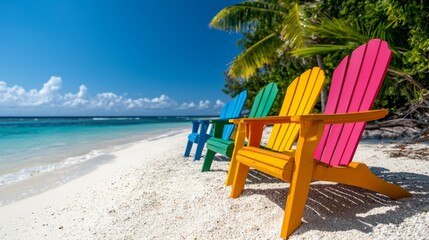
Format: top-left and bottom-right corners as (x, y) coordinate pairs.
(0, 117), (190, 185)
(0, 131), (428, 239)
(0, 127), (189, 207)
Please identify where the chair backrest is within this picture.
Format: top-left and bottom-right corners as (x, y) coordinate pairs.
(248, 82), (279, 118)
(266, 67), (326, 151)
(221, 90), (247, 140)
(314, 39), (392, 166)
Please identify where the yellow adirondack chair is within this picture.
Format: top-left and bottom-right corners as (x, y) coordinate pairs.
(225, 67), (326, 186)
(227, 39), (412, 239)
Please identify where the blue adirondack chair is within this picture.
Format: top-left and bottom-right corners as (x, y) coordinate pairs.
(184, 90), (247, 160)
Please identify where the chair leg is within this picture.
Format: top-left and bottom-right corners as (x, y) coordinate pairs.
(202, 149), (216, 172)
(226, 122), (247, 186)
(313, 162), (412, 199)
(194, 141), (205, 161)
(280, 120), (325, 238)
(230, 162), (250, 198)
(280, 166), (313, 239)
(184, 140), (193, 157)
(225, 155), (238, 186)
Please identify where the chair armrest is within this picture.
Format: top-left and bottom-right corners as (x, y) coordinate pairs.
(190, 119), (210, 124)
(290, 109), (388, 124)
(230, 109), (387, 125)
(231, 109), (387, 149)
(190, 120), (210, 134)
(229, 116), (292, 124)
(211, 119), (235, 138)
(210, 119), (231, 124)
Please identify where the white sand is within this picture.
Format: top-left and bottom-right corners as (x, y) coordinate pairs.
(0, 128), (428, 239)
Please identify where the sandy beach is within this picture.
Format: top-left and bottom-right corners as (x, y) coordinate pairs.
(0, 128), (428, 239)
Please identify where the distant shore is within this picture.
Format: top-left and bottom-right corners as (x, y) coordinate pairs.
(0, 129), (428, 239)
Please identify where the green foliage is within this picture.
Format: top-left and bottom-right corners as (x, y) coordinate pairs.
(310, 0), (429, 111)
(280, 2), (305, 48)
(210, 1), (285, 33)
(216, 0), (428, 114)
(229, 33), (284, 79)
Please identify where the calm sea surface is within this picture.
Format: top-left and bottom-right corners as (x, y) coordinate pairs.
(0, 116), (192, 188)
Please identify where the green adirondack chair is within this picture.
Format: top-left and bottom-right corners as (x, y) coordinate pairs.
(201, 82), (279, 172)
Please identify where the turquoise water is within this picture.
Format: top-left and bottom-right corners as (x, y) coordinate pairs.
(0, 117), (191, 187)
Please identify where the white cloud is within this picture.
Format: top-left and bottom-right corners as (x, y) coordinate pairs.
(0, 76), (62, 106)
(179, 100), (213, 110)
(63, 85), (88, 107)
(39, 76), (61, 96)
(197, 100), (210, 109)
(0, 76), (223, 114)
(214, 99), (225, 108)
(180, 102), (196, 109)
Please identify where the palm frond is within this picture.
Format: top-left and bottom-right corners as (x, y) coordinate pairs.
(290, 44), (357, 58)
(210, 1), (285, 33)
(308, 17), (370, 44)
(280, 2), (305, 48)
(229, 33), (284, 79)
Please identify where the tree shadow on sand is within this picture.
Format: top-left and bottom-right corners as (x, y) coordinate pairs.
(239, 167), (429, 235)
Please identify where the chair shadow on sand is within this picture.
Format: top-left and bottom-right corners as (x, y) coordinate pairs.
(238, 166), (429, 235)
(204, 155), (235, 172)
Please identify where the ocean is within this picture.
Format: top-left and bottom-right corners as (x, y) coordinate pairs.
(0, 116), (194, 204)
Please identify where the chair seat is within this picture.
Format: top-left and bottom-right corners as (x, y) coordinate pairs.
(207, 138), (234, 157)
(188, 133), (199, 143)
(236, 147), (294, 181)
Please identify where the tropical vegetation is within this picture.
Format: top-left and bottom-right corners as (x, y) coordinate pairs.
(211, 0), (428, 116)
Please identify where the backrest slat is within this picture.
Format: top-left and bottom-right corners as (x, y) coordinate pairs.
(222, 91), (247, 140)
(261, 84), (279, 116)
(248, 89), (265, 118)
(219, 102), (231, 119)
(255, 83), (278, 117)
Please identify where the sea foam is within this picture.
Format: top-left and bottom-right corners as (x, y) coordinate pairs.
(0, 149), (104, 186)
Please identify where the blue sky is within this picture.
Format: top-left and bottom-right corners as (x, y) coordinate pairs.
(0, 0), (242, 116)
